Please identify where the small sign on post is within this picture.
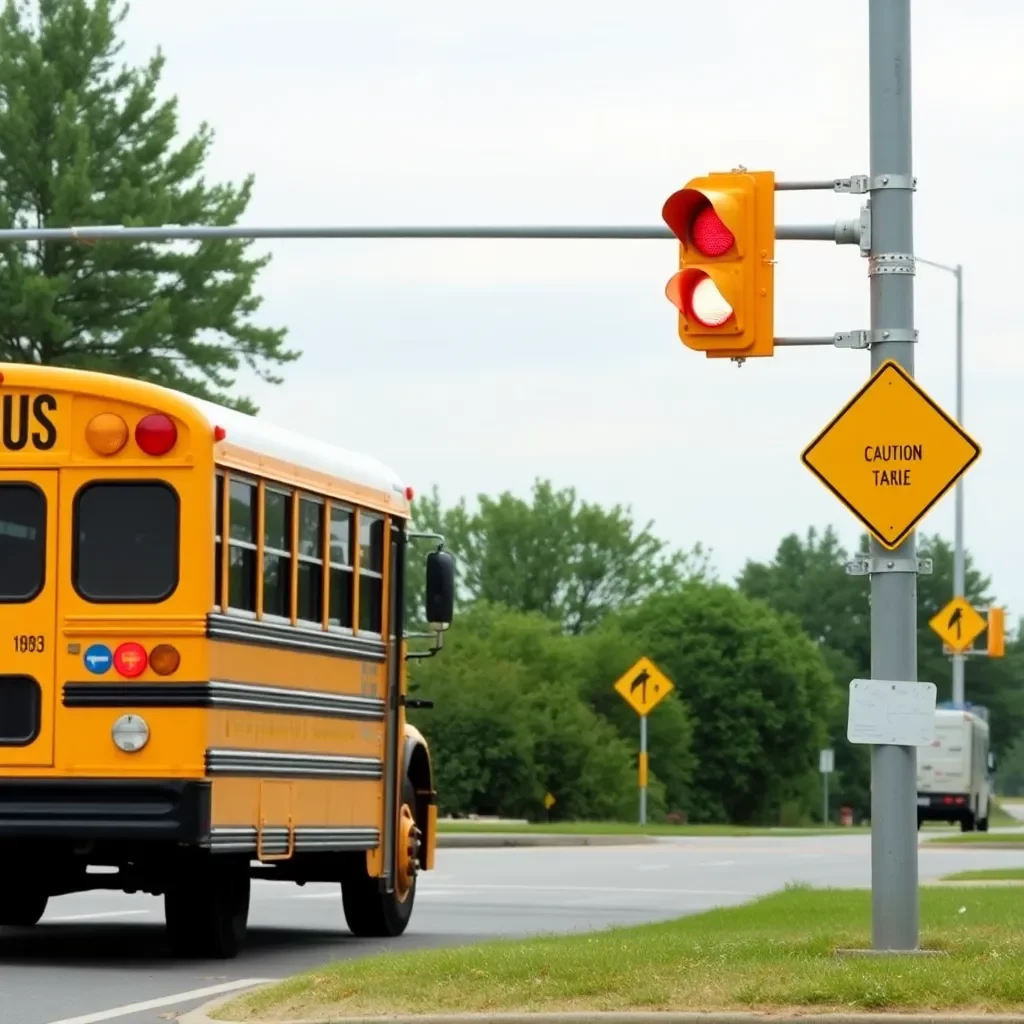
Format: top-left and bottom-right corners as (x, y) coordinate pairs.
(612, 656), (674, 827)
(819, 748), (834, 826)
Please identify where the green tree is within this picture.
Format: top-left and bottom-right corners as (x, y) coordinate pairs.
(0, 0), (296, 411)
(407, 603), (648, 820)
(406, 479), (711, 635)
(738, 526), (1024, 818)
(614, 581), (837, 824)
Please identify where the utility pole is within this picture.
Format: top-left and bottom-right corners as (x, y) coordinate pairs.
(866, 0), (919, 951)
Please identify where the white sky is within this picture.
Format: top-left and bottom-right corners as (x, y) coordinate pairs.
(120, 1), (1024, 620)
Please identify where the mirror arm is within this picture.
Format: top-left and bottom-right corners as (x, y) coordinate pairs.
(404, 628), (445, 661)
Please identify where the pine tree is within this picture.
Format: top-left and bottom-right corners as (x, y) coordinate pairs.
(0, 0), (297, 411)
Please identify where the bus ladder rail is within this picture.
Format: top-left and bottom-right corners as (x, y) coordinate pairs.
(256, 780), (296, 862)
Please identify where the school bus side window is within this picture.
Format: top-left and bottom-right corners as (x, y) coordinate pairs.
(0, 483), (45, 602)
(297, 495), (324, 625)
(227, 478), (257, 613)
(327, 504), (354, 630)
(358, 511), (384, 634)
(73, 482), (179, 603)
(214, 473), (224, 608)
(262, 486), (292, 619)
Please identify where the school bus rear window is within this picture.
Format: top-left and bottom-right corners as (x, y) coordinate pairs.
(73, 481), (180, 603)
(0, 483), (45, 602)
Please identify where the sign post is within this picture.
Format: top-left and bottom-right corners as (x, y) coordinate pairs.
(819, 748), (834, 825)
(613, 656), (674, 826)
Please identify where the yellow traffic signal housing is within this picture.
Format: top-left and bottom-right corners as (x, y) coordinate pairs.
(987, 606), (1005, 657)
(662, 169), (775, 359)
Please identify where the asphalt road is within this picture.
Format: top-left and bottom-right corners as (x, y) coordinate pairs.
(4, 832), (1024, 1024)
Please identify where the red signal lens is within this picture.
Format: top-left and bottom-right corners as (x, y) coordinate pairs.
(114, 642), (148, 678)
(135, 414), (177, 456)
(684, 273), (734, 328)
(690, 205), (734, 257)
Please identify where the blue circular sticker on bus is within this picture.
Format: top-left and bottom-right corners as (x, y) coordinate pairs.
(83, 644), (112, 675)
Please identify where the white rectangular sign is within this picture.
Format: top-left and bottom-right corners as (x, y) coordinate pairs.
(847, 678), (937, 747)
(819, 748), (835, 773)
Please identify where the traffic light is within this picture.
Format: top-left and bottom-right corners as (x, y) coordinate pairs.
(662, 169), (775, 359)
(987, 606), (1005, 658)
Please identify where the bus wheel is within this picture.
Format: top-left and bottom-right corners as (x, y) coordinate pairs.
(0, 887), (48, 927)
(165, 856), (250, 959)
(342, 777), (421, 938)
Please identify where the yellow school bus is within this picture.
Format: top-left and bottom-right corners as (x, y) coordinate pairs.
(0, 363), (454, 958)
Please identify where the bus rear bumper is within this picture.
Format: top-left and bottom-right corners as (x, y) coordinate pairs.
(0, 778), (211, 843)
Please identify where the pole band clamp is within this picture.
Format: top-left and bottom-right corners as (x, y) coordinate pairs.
(869, 253), (915, 277)
(845, 557), (933, 577)
(833, 175), (916, 194)
(834, 328), (919, 350)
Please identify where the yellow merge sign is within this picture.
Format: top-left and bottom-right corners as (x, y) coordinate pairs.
(613, 656), (674, 716)
(929, 597), (987, 654)
(801, 360), (981, 550)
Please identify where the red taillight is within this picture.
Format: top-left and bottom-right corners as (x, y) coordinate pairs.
(135, 413), (177, 456)
(114, 642), (147, 678)
(683, 272), (735, 328)
(690, 204), (734, 257)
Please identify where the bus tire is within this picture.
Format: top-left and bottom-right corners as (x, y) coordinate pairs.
(164, 857), (250, 959)
(341, 776), (420, 938)
(0, 887), (48, 928)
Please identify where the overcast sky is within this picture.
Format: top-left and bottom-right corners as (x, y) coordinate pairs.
(120, 1), (1024, 636)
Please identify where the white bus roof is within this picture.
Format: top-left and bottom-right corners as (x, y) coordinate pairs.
(180, 392), (409, 500)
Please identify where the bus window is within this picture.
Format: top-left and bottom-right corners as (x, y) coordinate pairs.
(228, 479), (257, 612)
(0, 484), (45, 602)
(358, 512), (384, 634)
(262, 487), (292, 619)
(327, 504), (354, 629)
(297, 495), (324, 625)
(73, 481), (179, 602)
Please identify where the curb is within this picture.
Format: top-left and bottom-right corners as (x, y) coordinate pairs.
(436, 832), (657, 848)
(923, 842), (1024, 851)
(181, 994), (1024, 1024)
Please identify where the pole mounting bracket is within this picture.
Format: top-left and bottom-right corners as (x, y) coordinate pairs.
(845, 557), (933, 577)
(835, 175), (916, 194)
(834, 328), (919, 350)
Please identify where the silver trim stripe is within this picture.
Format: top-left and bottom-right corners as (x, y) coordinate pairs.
(206, 748), (383, 780)
(207, 681), (385, 720)
(209, 826), (379, 854)
(207, 613), (387, 662)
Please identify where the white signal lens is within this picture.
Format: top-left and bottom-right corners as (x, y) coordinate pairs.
(689, 276), (733, 327)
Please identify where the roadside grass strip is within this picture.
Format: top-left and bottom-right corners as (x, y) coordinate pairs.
(212, 885), (1024, 1020)
(941, 867), (1024, 882)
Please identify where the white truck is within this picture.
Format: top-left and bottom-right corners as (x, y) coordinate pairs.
(917, 705), (993, 832)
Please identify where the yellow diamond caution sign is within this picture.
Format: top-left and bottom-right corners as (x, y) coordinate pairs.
(801, 360), (981, 550)
(929, 596), (987, 654)
(613, 656), (674, 717)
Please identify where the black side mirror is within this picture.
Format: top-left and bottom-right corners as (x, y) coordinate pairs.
(425, 549), (455, 632)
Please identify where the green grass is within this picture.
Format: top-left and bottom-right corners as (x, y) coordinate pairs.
(941, 868), (1024, 882)
(213, 886), (1024, 1020)
(437, 819), (871, 837)
(990, 801), (1020, 827)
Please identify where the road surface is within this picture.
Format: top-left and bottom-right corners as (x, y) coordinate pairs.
(3, 832), (1023, 1024)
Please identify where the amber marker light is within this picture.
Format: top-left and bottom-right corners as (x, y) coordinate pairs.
(85, 412), (130, 456)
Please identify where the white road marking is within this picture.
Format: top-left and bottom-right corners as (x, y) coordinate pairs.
(45, 910), (151, 923)
(636, 863), (669, 871)
(42, 977), (277, 1024)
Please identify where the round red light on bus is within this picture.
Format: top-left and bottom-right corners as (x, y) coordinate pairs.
(135, 413), (177, 456)
(683, 272), (735, 328)
(405, 485), (414, 501)
(690, 205), (734, 258)
(113, 642), (148, 678)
